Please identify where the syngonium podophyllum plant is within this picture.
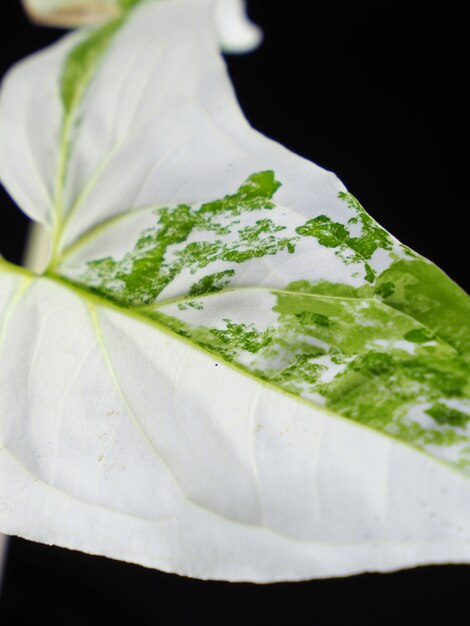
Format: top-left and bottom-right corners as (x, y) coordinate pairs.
(0, 0), (470, 583)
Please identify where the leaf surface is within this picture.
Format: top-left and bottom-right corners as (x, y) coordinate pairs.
(1, 0), (470, 581)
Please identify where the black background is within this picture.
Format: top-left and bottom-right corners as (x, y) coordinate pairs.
(0, 1), (468, 624)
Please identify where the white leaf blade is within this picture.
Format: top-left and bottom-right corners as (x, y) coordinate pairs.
(1, 272), (470, 581)
(0, 33), (81, 229)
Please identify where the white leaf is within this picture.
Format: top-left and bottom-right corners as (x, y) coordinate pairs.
(1, 0), (469, 581)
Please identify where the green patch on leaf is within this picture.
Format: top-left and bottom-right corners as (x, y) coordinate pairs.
(61, 18), (124, 115)
(189, 270), (235, 297)
(404, 328), (435, 343)
(295, 192), (394, 283)
(209, 320), (275, 354)
(376, 258), (470, 358)
(375, 281), (395, 298)
(295, 310), (332, 327)
(78, 171), (297, 305)
(426, 403), (470, 428)
(53, 166), (470, 473)
(157, 272), (470, 471)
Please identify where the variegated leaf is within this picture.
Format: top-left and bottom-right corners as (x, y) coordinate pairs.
(1, 0), (469, 581)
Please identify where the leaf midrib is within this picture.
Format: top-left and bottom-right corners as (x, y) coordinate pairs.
(1, 254), (460, 358)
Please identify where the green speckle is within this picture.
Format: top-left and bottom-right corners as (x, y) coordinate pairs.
(295, 311), (332, 327)
(375, 281), (395, 298)
(177, 300), (203, 311)
(350, 351), (394, 376)
(189, 270), (235, 297)
(270, 354), (327, 392)
(404, 328), (435, 343)
(296, 215), (349, 247)
(425, 403), (470, 428)
(221, 219), (295, 263)
(200, 171), (281, 216)
(329, 347), (349, 364)
(210, 321), (274, 354)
